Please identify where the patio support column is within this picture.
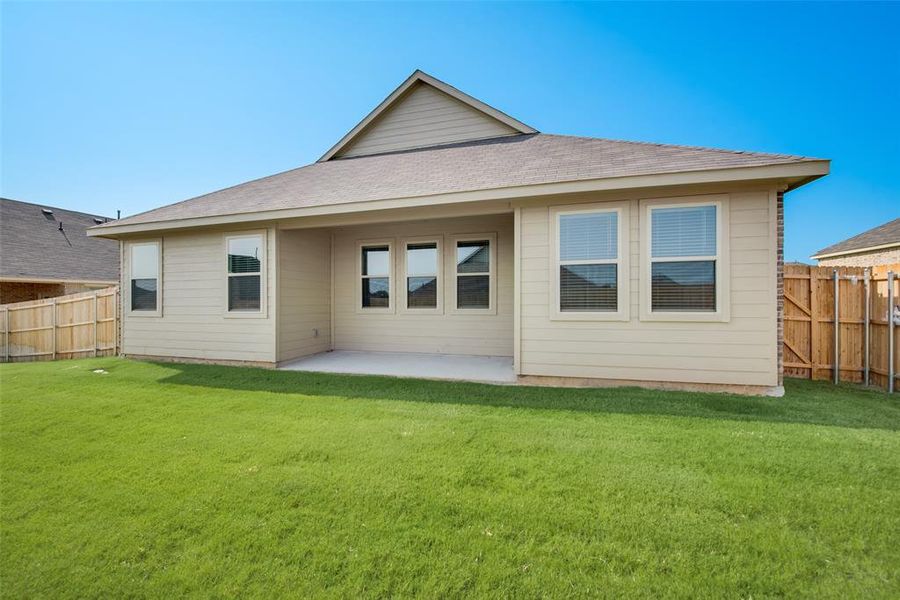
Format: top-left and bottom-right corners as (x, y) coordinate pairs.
(513, 206), (522, 375)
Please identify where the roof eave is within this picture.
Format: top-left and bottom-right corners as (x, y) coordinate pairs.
(87, 159), (829, 238)
(811, 241), (900, 260)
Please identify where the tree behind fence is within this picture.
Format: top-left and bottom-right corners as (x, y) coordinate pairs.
(784, 264), (899, 390)
(0, 287), (119, 362)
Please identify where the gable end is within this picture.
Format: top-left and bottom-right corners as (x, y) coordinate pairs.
(321, 70), (536, 161)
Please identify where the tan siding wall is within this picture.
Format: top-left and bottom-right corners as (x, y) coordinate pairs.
(332, 214), (514, 356)
(277, 229), (331, 362)
(122, 228), (276, 363)
(337, 83), (517, 158)
(519, 188), (779, 386)
(817, 247), (900, 267)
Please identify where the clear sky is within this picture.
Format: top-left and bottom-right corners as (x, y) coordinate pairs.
(2, 2), (897, 261)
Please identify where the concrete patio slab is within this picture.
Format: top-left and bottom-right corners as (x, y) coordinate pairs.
(279, 350), (516, 384)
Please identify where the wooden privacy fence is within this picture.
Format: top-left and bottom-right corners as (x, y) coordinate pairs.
(1, 287), (119, 363)
(784, 264), (899, 391)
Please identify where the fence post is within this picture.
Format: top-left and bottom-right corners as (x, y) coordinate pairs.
(833, 270), (839, 385)
(864, 269), (870, 386)
(889, 271), (895, 394)
(3, 308), (8, 363)
(93, 293), (99, 358)
(51, 299), (57, 360)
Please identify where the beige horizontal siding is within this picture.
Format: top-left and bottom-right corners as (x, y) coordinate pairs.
(337, 83), (517, 158)
(277, 229), (331, 362)
(332, 214), (514, 356)
(122, 228), (276, 363)
(518, 188), (778, 386)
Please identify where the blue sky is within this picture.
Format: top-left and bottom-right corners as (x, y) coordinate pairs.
(2, 2), (897, 261)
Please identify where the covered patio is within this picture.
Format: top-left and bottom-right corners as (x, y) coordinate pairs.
(279, 350), (516, 384)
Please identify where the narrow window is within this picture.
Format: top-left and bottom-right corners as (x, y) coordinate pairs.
(650, 205), (717, 312)
(227, 234), (263, 312)
(361, 245), (390, 308)
(406, 242), (438, 309)
(130, 242), (159, 312)
(456, 239), (491, 309)
(558, 211), (618, 312)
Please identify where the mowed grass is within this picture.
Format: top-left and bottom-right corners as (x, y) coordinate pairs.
(1, 359), (899, 598)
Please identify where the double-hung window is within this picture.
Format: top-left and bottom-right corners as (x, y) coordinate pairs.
(360, 242), (392, 310)
(226, 232), (265, 315)
(642, 196), (729, 321)
(403, 239), (441, 312)
(129, 240), (161, 315)
(551, 203), (628, 320)
(450, 234), (496, 313)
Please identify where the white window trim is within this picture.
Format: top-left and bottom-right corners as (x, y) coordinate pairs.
(447, 232), (497, 316)
(639, 194), (730, 322)
(399, 236), (443, 315)
(549, 201), (630, 321)
(224, 230), (268, 319)
(125, 238), (162, 318)
(356, 238), (395, 314)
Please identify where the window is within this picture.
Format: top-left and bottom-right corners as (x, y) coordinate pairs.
(226, 233), (264, 313)
(551, 203), (629, 320)
(360, 243), (392, 310)
(129, 241), (160, 314)
(403, 239), (441, 311)
(450, 234), (496, 313)
(641, 196), (729, 321)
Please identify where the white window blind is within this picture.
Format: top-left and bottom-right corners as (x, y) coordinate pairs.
(650, 205), (717, 312)
(558, 211), (618, 312)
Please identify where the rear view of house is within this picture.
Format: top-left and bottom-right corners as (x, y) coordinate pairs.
(89, 70), (830, 394)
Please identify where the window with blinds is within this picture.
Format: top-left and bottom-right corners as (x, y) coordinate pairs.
(558, 211), (618, 312)
(361, 244), (391, 308)
(649, 204), (717, 312)
(455, 239), (491, 310)
(227, 234), (263, 312)
(130, 242), (159, 312)
(405, 242), (438, 309)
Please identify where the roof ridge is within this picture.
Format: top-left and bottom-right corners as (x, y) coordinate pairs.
(537, 133), (822, 161)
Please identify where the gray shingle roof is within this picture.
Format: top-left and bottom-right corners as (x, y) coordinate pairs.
(99, 133), (823, 229)
(1, 198), (119, 282)
(813, 217), (900, 258)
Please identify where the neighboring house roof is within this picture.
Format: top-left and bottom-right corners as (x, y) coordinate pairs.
(0, 198), (119, 283)
(811, 217), (900, 259)
(90, 70), (829, 237)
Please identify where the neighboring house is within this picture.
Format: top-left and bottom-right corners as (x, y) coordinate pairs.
(811, 217), (900, 266)
(89, 70), (830, 393)
(1, 198), (119, 304)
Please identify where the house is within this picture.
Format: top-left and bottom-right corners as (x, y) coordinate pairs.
(811, 217), (900, 266)
(1, 198), (119, 304)
(88, 70), (830, 394)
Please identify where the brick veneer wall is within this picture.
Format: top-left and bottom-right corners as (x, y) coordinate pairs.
(817, 247), (900, 267)
(777, 191), (784, 386)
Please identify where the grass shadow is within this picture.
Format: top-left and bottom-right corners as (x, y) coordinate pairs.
(154, 362), (900, 431)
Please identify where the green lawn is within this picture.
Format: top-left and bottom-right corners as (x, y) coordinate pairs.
(1, 359), (899, 598)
